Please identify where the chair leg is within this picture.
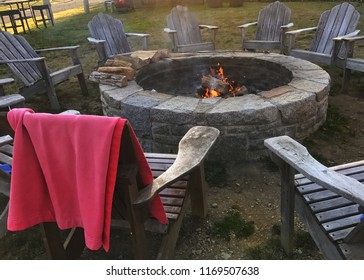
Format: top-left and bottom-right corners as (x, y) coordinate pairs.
(188, 163), (208, 218)
(342, 68), (351, 93)
(77, 73), (89, 96)
(157, 194), (190, 259)
(40, 222), (68, 259)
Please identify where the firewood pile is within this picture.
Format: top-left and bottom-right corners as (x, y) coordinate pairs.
(89, 50), (170, 88)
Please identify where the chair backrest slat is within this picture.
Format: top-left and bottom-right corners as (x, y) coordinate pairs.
(310, 2), (360, 54)
(255, 1), (291, 41)
(167, 5), (202, 46)
(0, 31), (42, 86)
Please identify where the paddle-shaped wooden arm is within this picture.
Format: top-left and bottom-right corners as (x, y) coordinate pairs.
(134, 126), (219, 206)
(264, 135), (364, 207)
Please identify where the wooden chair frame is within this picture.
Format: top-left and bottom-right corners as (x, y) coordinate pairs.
(164, 5), (218, 53)
(265, 135), (364, 259)
(0, 116), (219, 259)
(285, 2), (360, 67)
(238, 1), (293, 54)
(0, 31), (88, 111)
(88, 13), (150, 65)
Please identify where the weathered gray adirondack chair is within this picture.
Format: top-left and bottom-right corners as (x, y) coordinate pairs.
(0, 111), (219, 259)
(265, 135), (364, 259)
(0, 31), (88, 111)
(164, 5), (219, 52)
(238, 1), (293, 54)
(286, 2), (360, 66)
(88, 13), (150, 65)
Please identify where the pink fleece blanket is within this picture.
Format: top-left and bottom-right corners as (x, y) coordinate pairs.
(7, 108), (167, 252)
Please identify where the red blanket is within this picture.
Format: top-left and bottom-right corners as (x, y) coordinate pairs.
(7, 109), (167, 252)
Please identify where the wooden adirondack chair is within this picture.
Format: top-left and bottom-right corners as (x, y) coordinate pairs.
(0, 31), (88, 111)
(238, 1), (293, 54)
(0, 111), (219, 259)
(285, 2), (360, 66)
(164, 5), (218, 52)
(88, 13), (150, 65)
(265, 135), (364, 259)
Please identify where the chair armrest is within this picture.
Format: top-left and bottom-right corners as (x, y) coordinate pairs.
(281, 22), (294, 29)
(35, 45), (80, 53)
(134, 126), (220, 206)
(125, 32), (150, 38)
(264, 135), (364, 207)
(87, 37), (106, 44)
(199, 24), (218, 30)
(0, 135), (13, 146)
(0, 57), (45, 64)
(285, 26), (317, 35)
(334, 32), (363, 42)
(164, 28), (177, 34)
(238, 21), (258, 29)
(125, 33), (150, 50)
(0, 78), (14, 86)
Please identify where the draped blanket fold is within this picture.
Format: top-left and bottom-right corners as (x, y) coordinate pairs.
(7, 108), (167, 252)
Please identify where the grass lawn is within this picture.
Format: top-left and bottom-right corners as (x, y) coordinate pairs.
(1, 1), (364, 113)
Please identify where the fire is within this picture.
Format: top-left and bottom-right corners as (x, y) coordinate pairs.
(198, 63), (246, 98)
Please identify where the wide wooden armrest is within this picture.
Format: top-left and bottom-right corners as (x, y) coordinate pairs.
(285, 26), (317, 35)
(134, 126), (220, 206)
(164, 28), (177, 34)
(35, 45), (80, 53)
(0, 78), (14, 86)
(334, 32), (364, 42)
(199, 24), (218, 30)
(238, 21), (258, 29)
(87, 37), (106, 44)
(281, 22), (294, 29)
(0, 57), (45, 64)
(0, 135), (13, 146)
(264, 135), (364, 207)
(125, 32), (150, 38)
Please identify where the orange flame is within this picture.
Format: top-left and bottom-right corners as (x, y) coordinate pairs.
(200, 63), (240, 98)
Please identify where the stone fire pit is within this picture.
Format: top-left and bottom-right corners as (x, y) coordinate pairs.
(100, 52), (330, 162)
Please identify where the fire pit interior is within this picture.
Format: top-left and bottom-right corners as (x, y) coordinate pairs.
(100, 52), (330, 162)
(136, 56), (292, 98)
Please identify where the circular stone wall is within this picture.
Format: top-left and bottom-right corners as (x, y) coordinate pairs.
(100, 52), (330, 162)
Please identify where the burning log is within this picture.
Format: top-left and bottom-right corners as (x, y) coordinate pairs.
(201, 75), (230, 95)
(233, 85), (249, 96)
(97, 66), (136, 80)
(89, 71), (128, 88)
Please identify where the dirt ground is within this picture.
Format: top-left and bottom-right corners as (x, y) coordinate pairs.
(1, 68), (364, 260)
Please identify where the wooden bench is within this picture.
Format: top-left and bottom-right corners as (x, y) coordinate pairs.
(265, 135), (364, 259)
